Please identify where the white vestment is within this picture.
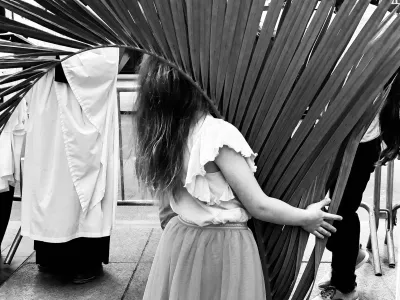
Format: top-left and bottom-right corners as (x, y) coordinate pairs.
(0, 98), (26, 195)
(21, 48), (120, 243)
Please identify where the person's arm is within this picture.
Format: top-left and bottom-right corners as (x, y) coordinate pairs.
(158, 193), (177, 230)
(214, 146), (342, 239)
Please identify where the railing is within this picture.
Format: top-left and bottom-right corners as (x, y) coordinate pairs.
(116, 86), (134, 201)
(115, 85), (156, 206)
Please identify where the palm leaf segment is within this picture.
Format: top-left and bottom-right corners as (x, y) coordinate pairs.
(1, 0), (400, 299)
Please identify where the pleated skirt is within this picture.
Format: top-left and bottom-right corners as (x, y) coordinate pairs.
(143, 216), (266, 300)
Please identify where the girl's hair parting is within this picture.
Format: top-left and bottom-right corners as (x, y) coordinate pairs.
(134, 54), (212, 197)
(379, 70), (400, 165)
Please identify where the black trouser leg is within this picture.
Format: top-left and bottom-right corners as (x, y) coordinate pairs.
(0, 186), (14, 246)
(326, 138), (380, 293)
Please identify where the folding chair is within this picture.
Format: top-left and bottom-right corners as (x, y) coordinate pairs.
(360, 160), (398, 276)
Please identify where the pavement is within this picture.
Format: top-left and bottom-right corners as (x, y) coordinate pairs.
(0, 161), (399, 299)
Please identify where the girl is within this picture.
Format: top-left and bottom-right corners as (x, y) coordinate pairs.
(135, 54), (342, 300)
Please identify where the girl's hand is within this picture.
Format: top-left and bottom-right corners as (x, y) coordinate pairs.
(302, 198), (342, 239)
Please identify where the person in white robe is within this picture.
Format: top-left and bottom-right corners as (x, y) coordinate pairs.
(0, 97), (26, 246)
(0, 6), (27, 246)
(21, 47), (127, 283)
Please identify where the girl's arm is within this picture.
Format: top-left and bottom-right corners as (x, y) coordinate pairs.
(214, 146), (342, 239)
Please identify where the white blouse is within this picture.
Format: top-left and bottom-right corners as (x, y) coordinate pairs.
(170, 114), (256, 226)
(360, 114), (380, 143)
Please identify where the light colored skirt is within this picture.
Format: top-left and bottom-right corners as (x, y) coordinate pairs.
(143, 216), (266, 300)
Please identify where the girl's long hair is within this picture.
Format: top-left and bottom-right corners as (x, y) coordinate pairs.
(135, 55), (212, 197)
(379, 70), (400, 165)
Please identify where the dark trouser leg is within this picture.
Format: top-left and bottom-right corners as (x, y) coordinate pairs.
(326, 138), (380, 293)
(0, 186), (14, 246)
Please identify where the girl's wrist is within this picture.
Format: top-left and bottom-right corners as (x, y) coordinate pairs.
(298, 208), (311, 227)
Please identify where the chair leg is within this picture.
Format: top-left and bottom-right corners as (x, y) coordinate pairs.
(386, 219), (395, 268)
(393, 204), (400, 269)
(385, 161), (396, 268)
(367, 166), (381, 251)
(4, 227), (23, 265)
(360, 203), (382, 276)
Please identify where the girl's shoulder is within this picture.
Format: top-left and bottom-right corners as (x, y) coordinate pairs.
(191, 114), (243, 141)
(184, 114), (257, 204)
(189, 114), (254, 158)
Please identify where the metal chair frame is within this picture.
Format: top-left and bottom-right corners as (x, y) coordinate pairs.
(360, 160), (398, 276)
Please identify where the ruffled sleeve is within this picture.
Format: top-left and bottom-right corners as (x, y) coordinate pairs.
(184, 115), (257, 205)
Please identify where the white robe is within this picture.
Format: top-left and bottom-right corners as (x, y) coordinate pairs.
(0, 98), (26, 195)
(21, 48), (120, 243)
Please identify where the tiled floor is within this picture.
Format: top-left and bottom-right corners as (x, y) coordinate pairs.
(0, 203), (33, 286)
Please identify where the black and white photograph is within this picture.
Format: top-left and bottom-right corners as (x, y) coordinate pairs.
(0, 0), (400, 299)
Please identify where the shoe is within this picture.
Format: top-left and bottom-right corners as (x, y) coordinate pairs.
(312, 286), (359, 300)
(72, 264), (103, 284)
(318, 248), (369, 290)
(38, 264), (52, 273)
(355, 248), (370, 268)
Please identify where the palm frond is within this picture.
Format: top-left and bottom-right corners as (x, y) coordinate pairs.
(1, 0), (400, 298)
(0, 15), (90, 48)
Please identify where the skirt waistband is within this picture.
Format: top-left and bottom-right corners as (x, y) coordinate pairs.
(178, 216), (248, 230)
